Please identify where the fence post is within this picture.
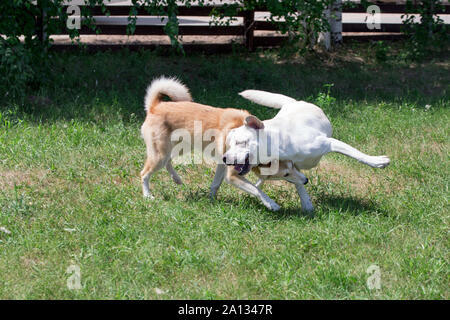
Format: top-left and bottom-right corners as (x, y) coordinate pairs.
(243, 9), (255, 51)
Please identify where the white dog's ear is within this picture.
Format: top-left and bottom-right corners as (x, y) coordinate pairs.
(244, 116), (264, 130)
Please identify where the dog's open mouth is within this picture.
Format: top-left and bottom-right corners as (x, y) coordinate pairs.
(234, 157), (250, 176)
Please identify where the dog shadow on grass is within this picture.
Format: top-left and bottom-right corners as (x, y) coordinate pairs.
(181, 187), (387, 220)
(276, 194), (387, 220)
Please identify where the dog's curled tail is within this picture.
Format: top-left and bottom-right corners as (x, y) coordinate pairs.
(144, 76), (192, 112)
(239, 90), (296, 109)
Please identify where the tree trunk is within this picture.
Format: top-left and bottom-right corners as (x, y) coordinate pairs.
(319, 0), (342, 51)
(330, 0), (343, 45)
(36, 0), (48, 46)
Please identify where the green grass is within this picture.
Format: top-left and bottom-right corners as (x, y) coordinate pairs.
(0, 44), (449, 299)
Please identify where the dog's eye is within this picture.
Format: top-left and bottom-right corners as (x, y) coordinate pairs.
(284, 173), (289, 177)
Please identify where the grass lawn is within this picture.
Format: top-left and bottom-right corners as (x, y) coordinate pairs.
(0, 43), (448, 299)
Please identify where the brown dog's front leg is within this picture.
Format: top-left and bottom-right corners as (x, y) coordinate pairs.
(210, 164), (227, 199)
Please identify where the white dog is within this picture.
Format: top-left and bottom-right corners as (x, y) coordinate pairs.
(223, 90), (390, 212)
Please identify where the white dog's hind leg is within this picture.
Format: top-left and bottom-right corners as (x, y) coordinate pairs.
(328, 138), (390, 168)
(295, 183), (314, 213)
(210, 164), (226, 199)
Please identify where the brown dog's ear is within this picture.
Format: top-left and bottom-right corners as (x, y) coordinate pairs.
(244, 116), (264, 130)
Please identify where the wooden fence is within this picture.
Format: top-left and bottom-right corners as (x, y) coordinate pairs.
(50, 1), (450, 51)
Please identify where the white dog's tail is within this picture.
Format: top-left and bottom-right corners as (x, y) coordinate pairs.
(144, 76), (192, 112)
(239, 90), (296, 109)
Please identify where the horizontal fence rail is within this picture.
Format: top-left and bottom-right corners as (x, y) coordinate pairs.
(76, 5), (248, 16)
(43, 1), (450, 51)
(343, 3), (450, 14)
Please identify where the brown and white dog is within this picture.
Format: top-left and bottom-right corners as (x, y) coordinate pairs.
(252, 160), (308, 188)
(140, 77), (282, 210)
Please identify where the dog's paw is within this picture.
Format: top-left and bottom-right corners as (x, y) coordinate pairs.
(143, 194), (155, 200)
(255, 179), (264, 188)
(267, 201), (281, 212)
(369, 155), (390, 168)
(302, 204), (314, 213)
(209, 191), (217, 201)
(172, 176), (183, 185)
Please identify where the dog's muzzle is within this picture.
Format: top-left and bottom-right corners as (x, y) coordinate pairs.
(223, 154), (251, 176)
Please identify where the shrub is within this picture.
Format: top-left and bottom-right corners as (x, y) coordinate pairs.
(401, 0), (448, 60)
